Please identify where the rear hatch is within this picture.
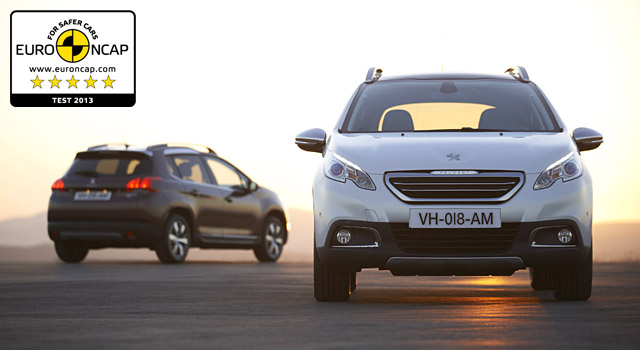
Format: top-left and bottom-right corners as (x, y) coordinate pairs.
(48, 151), (153, 222)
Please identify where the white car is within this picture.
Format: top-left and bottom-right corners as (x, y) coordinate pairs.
(296, 67), (603, 301)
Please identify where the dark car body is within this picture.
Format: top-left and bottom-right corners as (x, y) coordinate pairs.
(48, 144), (288, 263)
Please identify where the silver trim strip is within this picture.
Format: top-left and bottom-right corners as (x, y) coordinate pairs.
(384, 171), (525, 203)
(332, 242), (379, 248)
(531, 243), (577, 248)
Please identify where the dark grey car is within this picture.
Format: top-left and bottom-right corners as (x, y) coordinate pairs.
(48, 143), (289, 263)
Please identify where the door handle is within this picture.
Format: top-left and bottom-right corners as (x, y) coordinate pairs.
(190, 189), (199, 196)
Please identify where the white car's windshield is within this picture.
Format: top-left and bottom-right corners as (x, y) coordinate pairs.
(343, 79), (560, 132)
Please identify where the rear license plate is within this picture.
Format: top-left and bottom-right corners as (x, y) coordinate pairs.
(409, 208), (501, 228)
(74, 191), (112, 201)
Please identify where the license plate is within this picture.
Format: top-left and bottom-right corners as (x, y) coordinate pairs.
(74, 191), (112, 201)
(409, 208), (501, 228)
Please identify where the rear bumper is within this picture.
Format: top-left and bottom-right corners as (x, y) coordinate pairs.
(316, 219), (591, 275)
(48, 221), (160, 248)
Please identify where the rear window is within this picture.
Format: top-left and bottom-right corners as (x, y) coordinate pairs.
(67, 153), (151, 177)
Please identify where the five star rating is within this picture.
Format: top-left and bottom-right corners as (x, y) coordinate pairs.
(31, 75), (116, 89)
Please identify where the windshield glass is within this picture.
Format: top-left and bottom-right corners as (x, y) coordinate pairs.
(344, 80), (559, 132)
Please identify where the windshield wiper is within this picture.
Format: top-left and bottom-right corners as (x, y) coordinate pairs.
(461, 127), (508, 132)
(414, 128), (509, 132)
(74, 170), (100, 177)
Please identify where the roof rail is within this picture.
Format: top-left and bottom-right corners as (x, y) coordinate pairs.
(87, 143), (131, 151)
(147, 143), (217, 155)
(504, 66), (530, 82)
(365, 67), (383, 83)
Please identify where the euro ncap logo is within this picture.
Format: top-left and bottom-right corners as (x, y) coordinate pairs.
(10, 10), (136, 107)
(56, 29), (89, 63)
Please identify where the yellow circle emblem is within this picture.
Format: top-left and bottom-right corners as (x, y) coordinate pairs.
(56, 29), (89, 63)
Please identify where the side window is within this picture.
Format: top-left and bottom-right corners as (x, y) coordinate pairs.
(165, 157), (178, 177)
(126, 159), (141, 175)
(172, 156), (209, 184)
(205, 158), (243, 189)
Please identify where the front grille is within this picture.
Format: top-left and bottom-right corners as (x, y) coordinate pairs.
(391, 223), (519, 254)
(385, 171), (524, 202)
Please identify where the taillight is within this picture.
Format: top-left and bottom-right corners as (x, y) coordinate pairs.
(126, 178), (140, 191)
(126, 177), (161, 192)
(51, 179), (65, 191)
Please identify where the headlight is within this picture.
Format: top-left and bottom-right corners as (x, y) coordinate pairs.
(324, 153), (376, 190)
(533, 152), (583, 190)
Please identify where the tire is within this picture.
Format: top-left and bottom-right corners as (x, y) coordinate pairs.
(254, 216), (285, 262)
(314, 245), (351, 301)
(553, 248), (593, 301)
(350, 272), (358, 292)
(530, 267), (556, 291)
(54, 240), (89, 263)
(155, 214), (191, 264)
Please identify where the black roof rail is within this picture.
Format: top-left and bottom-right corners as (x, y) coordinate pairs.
(87, 143), (131, 151)
(505, 66), (530, 82)
(365, 67), (383, 83)
(147, 143), (217, 155)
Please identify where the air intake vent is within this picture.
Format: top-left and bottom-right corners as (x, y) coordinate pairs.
(391, 223), (520, 254)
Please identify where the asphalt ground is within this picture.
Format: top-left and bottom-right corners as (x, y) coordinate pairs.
(1, 261), (639, 349)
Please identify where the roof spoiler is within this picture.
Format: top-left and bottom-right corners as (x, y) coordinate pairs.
(86, 143), (131, 151)
(504, 66), (530, 82)
(147, 143), (216, 155)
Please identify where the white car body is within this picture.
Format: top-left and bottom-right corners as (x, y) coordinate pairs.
(298, 67), (603, 301)
(313, 131), (593, 248)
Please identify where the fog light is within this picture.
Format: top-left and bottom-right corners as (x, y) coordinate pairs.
(336, 229), (351, 245)
(557, 229), (573, 244)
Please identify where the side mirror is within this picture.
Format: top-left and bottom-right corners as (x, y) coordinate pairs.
(295, 128), (326, 153)
(573, 127), (603, 152)
(249, 181), (258, 192)
(225, 185), (251, 202)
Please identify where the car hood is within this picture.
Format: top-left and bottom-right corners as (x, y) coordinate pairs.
(329, 131), (577, 175)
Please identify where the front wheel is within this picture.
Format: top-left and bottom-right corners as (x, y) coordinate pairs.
(254, 216), (285, 262)
(155, 214), (191, 264)
(553, 248), (593, 301)
(314, 246), (351, 301)
(55, 240), (89, 263)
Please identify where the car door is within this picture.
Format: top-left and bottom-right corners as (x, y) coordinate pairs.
(203, 156), (262, 239)
(169, 155), (226, 238)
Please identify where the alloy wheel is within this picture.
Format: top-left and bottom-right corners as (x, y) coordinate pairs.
(168, 220), (189, 260)
(264, 220), (284, 259)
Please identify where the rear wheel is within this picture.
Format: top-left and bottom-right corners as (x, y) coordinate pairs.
(530, 267), (556, 290)
(314, 246), (351, 301)
(155, 214), (190, 264)
(553, 248), (593, 301)
(54, 241), (89, 263)
(254, 216), (285, 262)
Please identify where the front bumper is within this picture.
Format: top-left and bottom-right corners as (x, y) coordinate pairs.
(316, 219), (591, 275)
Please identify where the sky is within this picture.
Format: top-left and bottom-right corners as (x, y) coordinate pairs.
(1, 0), (639, 224)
